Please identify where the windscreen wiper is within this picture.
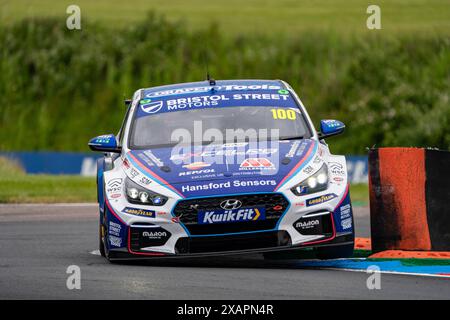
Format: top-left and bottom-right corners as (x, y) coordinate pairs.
(279, 136), (304, 141)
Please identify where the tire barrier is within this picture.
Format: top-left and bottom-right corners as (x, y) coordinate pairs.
(369, 147), (450, 252)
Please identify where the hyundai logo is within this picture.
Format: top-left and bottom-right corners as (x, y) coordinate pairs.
(220, 199), (242, 210)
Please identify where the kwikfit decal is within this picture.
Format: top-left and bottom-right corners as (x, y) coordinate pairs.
(198, 207), (265, 224)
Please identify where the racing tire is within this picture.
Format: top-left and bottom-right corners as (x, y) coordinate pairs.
(314, 242), (354, 260)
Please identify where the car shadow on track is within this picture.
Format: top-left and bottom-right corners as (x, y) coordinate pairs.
(106, 250), (325, 270)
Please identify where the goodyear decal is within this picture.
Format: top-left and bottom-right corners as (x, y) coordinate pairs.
(122, 207), (156, 218)
(306, 193), (337, 207)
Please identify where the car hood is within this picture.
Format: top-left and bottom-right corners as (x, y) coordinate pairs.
(125, 139), (320, 197)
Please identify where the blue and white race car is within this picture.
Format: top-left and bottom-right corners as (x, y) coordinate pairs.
(89, 79), (354, 261)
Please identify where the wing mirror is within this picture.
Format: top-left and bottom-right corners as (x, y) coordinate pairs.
(88, 134), (122, 153)
(318, 119), (345, 140)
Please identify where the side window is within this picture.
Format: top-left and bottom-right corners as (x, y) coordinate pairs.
(118, 103), (132, 146)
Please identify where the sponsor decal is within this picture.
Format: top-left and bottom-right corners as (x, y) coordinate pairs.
(142, 230), (168, 239)
(179, 168), (215, 177)
(138, 227), (172, 247)
(106, 178), (122, 197)
(322, 119), (342, 128)
(94, 134), (113, 144)
(109, 235), (122, 247)
(122, 207), (156, 218)
(306, 193), (338, 207)
(202, 148), (277, 157)
(303, 165), (314, 175)
(109, 221), (121, 237)
(123, 159), (130, 169)
(170, 148), (277, 160)
(318, 146), (324, 157)
(340, 204), (351, 220)
(295, 141), (308, 156)
(341, 217), (352, 230)
(333, 177), (344, 183)
(239, 158), (275, 170)
(285, 141), (301, 158)
(182, 162), (211, 170)
(140, 100), (163, 114)
(294, 214), (330, 235)
(147, 93), (290, 112)
(138, 176), (152, 186)
(198, 207), (265, 224)
(295, 202), (305, 207)
(143, 150), (164, 167)
(128, 168), (139, 179)
(313, 155), (322, 164)
(180, 179), (277, 193)
(329, 162), (345, 176)
(296, 219), (320, 230)
(145, 84), (283, 98)
(222, 142), (248, 148)
(171, 217), (180, 223)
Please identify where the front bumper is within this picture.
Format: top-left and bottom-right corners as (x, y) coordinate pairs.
(105, 190), (354, 260)
(108, 229), (354, 260)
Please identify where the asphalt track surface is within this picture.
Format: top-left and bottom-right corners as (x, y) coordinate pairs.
(0, 204), (449, 300)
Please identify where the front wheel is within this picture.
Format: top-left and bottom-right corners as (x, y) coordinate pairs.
(314, 243), (354, 260)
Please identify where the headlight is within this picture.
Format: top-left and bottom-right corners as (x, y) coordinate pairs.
(291, 163), (328, 196)
(125, 178), (168, 206)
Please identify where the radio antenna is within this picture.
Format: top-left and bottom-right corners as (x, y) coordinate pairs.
(202, 46), (216, 86)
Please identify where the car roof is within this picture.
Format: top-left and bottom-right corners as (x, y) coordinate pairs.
(140, 79), (287, 98)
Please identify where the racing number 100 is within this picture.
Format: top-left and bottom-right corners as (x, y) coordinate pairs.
(271, 108), (296, 120)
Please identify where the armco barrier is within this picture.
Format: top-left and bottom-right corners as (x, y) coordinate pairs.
(369, 147), (450, 252)
(0, 152), (99, 175)
(0, 152), (368, 183)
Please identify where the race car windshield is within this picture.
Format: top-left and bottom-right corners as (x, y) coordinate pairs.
(129, 106), (311, 149)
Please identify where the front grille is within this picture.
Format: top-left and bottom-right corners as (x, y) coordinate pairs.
(173, 193), (289, 235)
(175, 231), (291, 254)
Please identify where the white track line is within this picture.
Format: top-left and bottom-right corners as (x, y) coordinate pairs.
(90, 250), (101, 256)
(321, 267), (450, 279)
